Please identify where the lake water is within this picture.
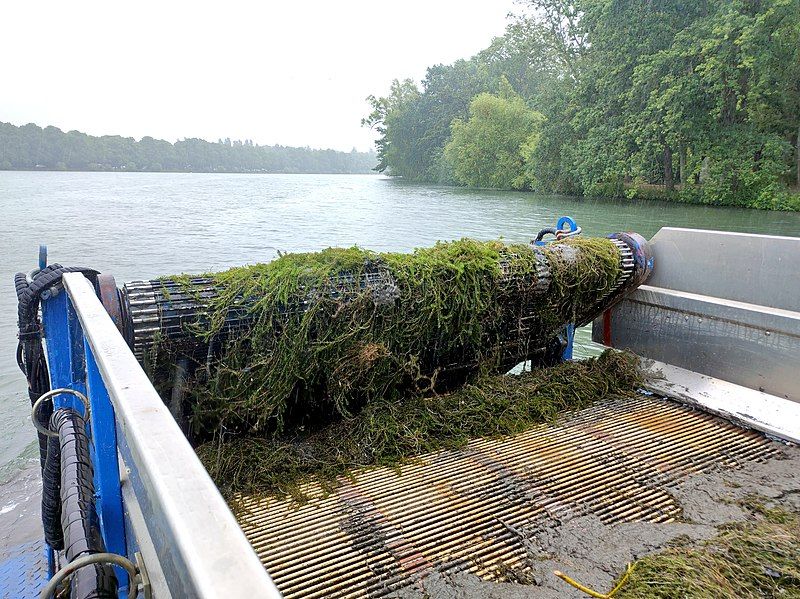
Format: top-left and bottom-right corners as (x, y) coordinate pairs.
(1, 171), (799, 543)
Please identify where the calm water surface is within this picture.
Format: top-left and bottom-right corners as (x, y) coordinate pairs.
(1, 171), (799, 541)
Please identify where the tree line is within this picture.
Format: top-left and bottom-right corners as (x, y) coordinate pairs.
(0, 121), (376, 174)
(364, 0), (800, 210)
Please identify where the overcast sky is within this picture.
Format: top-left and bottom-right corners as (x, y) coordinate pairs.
(2, 1), (518, 152)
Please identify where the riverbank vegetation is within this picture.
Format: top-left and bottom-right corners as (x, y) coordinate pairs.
(0, 121), (376, 174)
(364, 0), (800, 210)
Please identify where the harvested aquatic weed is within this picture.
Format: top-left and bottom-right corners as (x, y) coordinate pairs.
(615, 506), (800, 598)
(196, 350), (642, 500)
(151, 237), (622, 437)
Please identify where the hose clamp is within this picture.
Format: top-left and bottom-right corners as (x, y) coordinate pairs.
(31, 388), (91, 437)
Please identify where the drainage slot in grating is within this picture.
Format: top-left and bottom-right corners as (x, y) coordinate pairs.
(234, 395), (778, 599)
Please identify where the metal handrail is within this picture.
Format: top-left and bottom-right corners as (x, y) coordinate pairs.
(62, 273), (281, 598)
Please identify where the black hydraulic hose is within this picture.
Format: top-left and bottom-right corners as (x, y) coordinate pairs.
(14, 271), (28, 303)
(22, 339), (51, 471)
(13, 265), (98, 472)
(42, 432), (64, 549)
(52, 409), (118, 599)
(16, 264), (98, 328)
(15, 342), (24, 373)
(14, 264), (101, 563)
(534, 227), (558, 243)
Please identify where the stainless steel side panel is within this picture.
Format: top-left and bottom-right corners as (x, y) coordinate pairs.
(645, 227), (799, 312)
(641, 358), (800, 443)
(593, 228), (800, 403)
(594, 285), (800, 401)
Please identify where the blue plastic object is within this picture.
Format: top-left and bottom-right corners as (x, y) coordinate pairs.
(561, 323), (576, 361)
(556, 216), (578, 234)
(533, 215), (582, 246)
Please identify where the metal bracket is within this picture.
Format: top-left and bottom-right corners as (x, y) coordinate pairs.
(135, 551), (152, 599)
(533, 217), (581, 360)
(31, 388), (92, 437)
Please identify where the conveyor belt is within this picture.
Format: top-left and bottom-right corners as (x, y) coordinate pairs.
(234, 395), (778, 599)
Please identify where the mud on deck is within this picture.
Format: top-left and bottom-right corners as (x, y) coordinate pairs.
(233, 394), (785, 599)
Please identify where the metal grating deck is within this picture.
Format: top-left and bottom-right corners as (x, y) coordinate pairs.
(235, 395), (779, 598)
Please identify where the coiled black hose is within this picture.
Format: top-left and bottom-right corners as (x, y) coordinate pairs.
(14, 264), (98, 472)
(51, 409), (118, 599)
(14, 265), (99, 564)
(534, 227), (559, 243)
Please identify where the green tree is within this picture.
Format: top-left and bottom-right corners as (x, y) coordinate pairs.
(444, 81), (544, 190)
(362, 79), (420, 175)
(622, 0), (800, 205)
(0, 121), (377, 175)
(369, 0), (800, 209)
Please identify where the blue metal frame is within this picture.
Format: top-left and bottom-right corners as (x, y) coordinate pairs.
(532, 216), (580, 360)
(561, 323), (576, 361)
(40, 277), (130, 596)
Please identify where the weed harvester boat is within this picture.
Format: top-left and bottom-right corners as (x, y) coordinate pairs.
(3, 218), (798, 599)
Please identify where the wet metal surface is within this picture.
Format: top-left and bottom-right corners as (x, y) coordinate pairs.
(0, 540), (48, 598)
(234, 395), (778, 598)
(593, 228), (800, 401)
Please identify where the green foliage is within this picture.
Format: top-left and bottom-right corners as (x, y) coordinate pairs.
(690, 130), (793, 206)
(153, 237), (621, 438)
(196, 350), (643, 500)
(366, 0), (800, 210)
(362, 22), (562, 183)
(0, 121), (376, 174)
(362, 79), (420, 174)
(444, 82), (545, 190)
(368, 63), (493, 182)
(617, 507), (800, 598)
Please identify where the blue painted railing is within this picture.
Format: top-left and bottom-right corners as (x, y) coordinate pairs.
(41, 286), (129, 595)
(34, 271), (280, 599)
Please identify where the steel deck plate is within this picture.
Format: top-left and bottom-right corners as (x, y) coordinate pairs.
(0, 540), (48, 599)
(235, 395), (778, 599)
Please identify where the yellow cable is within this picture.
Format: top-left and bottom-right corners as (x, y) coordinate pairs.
(553, 563), (634, 599)
(606, 563), (634, 597)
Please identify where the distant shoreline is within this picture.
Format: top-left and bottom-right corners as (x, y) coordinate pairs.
(0, 168), (380, 175)
(0, 121), (378, 175)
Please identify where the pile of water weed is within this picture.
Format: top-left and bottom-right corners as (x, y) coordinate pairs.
(615, 506), (800, 598)
(153, 237), (622, 437)
(196, 350), (642, 500)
